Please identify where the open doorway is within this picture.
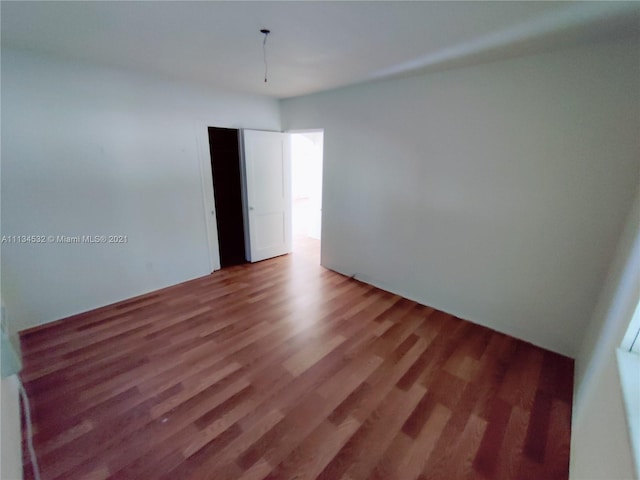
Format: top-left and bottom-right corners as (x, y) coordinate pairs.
(207, 127), (247, 268)
(290, 130), (323, 262)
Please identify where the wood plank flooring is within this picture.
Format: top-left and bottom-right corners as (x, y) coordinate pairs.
(19, 241), (573, 480)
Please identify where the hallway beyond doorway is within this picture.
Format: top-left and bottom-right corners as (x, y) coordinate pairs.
(293, 234), (320, 264)
(290, 130), (323, 263)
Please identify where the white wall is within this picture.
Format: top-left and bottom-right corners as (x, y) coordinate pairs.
(0, 375), (22, 480)
(0, 299), (22, 480)
(1, 49), (281, 331)
(281, 39), (640, 357)
(570, 188), (640, 480)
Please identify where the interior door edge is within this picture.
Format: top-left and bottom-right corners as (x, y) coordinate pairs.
(238, 129), (252, 262)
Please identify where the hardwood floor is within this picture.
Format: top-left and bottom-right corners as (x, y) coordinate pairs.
(19, 242), (573, 480)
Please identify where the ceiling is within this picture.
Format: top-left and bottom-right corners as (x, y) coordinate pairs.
(2, 1), (639, 99)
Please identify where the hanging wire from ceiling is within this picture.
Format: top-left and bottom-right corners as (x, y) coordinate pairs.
(260, 29), (270, 83)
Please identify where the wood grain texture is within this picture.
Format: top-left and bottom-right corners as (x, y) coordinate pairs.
(19, 239), (573, 480)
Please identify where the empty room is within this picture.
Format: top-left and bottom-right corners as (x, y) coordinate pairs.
(1, 2), (639, 480)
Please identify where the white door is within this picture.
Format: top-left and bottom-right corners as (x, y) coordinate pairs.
(242, 129), (292, 262)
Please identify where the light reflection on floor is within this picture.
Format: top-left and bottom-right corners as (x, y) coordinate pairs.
(285, 235), (322, 331)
